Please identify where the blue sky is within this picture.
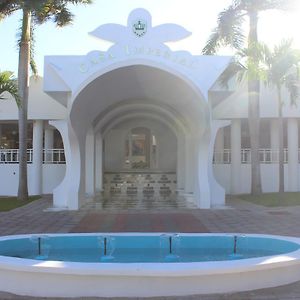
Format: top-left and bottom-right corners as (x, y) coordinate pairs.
(0, 0), (300, 75)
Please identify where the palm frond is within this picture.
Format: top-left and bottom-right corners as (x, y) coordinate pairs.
(218, 60), (246, 87)
(285, 75), (299, 106)
(0, 71), (20, 106)
(32, 0), (93, 26)
(202, 0), (298, 55)
(53, 5), (74, 26)
(258, 39), (300, 106)
(202, 3), (245, 54)
(0, 1), (20, 20)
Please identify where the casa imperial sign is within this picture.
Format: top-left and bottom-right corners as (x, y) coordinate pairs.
(78, 45), (200, 74)
(77, 8), (200, 74)
(45, 8), (231, 98)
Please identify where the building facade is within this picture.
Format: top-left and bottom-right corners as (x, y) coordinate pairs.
(1, 9), (299, 210)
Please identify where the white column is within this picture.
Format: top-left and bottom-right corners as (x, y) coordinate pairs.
(194, 135), (211, 209)
(44, 126), (54, 162)
(44, 127), (54, 149)
(95, 132), (103, 192)
(32, 120), (44, 195)
(184, 135), (195, 194)
(214, 128), (224, 163)
(176, 134), (185, 191)
(270, 119), (279, 162)
(50, 120), (83, 210)
(288, 118), (299, 191)
(85, 128), (95, 197)
(0, 124), (2, 146)
(215, 128), (224, 150)
(231, 119), (241, 194)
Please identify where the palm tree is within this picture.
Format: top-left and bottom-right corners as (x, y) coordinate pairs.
(0, 0), (92, 201)
(203, 0), (296, 195)
(260, 40), (300, 194)
(218, 40), (300, 194)
(0, 71), (19, 103)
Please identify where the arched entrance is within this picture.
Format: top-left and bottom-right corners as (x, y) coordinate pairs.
(44, 8), (231, 210)
(71, 64), (206, 209)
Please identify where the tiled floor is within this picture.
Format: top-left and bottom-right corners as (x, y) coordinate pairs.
(82, 193), (197, 210)
(2, 195), (300, 299)
(71, 212), (209, 232)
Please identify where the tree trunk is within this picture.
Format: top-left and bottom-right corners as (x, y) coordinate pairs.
(248, 11), (262, 195)
(17, 9), (31, 202)
(277, 87), (284, 195)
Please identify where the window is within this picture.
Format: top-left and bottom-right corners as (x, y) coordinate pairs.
(0, 122), (33, 149)
(124, 127), (157, 169)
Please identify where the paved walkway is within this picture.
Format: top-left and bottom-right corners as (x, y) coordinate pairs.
(1, 195), (300, 299)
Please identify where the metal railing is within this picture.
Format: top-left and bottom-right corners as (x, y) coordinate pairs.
(0, 149), (33, 163)
(213, 148), (292, 164)
(1, 148), (297, 165)
(43, 149), (65, 164)
(0, 149), (65, 164)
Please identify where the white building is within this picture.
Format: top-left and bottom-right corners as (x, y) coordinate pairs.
(1, 8), (300, 210)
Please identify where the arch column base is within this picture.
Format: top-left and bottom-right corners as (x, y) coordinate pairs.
(49, 120), (84, 210)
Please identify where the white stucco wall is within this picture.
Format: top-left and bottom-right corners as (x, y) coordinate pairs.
(0, 162), (298, 196)
(0, 76), (67, 121)
(42, 165), (66, 194)
(0, 164), (65, 196)
(212, 84), (300, 120)
(213, 164), (293, 194)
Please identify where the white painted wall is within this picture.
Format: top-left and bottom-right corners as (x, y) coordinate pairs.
(42, 165), (66, 194)
(213, 84), (300, 120)
(0, 164), (65, 196)
(213, 164), (292, 194)
(0, 162), (298, 196)
(0, 76), (67, 121)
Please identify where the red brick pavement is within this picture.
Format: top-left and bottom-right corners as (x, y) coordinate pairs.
(71, 213), (209, 233)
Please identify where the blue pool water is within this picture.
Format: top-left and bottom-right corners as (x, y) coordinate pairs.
(0, 234), (298, 263)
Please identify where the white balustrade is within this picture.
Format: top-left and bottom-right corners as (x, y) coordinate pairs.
(213, 148), (290, 164)
(213, 149), (231, 164)
(0, 149), (32, 163)
(0, 149), (65, 164)
(43, 149), (65, 164)
(0, 148), (295, 165)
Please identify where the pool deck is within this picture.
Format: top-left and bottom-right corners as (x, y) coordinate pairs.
(1, 195), (300, 299)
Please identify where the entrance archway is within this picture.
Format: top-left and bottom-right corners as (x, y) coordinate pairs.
(44, 8), (231, 210)
(66, 64), (209, 209)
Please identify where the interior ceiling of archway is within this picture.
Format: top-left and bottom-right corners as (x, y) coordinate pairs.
(70, 65), (208, 135)
(93, 99), (189, 136)
(100, 110), (183, 139)
(107, 116), (178, 140)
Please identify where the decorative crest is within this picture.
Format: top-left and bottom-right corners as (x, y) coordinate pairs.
(89, 8), (192, 45)
(132, 19), (147, 37)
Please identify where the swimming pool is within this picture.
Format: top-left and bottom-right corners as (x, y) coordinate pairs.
(0, 233), (300, 297)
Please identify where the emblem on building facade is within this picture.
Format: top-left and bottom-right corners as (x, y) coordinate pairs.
(132, 19), (147, 37)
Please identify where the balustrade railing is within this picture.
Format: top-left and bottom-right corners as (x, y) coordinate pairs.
(0, 149), (65, 164)
(0, 148), (298, 165)
(43, 149), (65, 164)
(213, 148), (292, 164)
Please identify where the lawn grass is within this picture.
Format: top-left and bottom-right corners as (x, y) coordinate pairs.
(0, 195), (41, 212)
(238, 192), (300, 207)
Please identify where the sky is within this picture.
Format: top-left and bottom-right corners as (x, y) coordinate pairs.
(1, 0), (300, 76)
